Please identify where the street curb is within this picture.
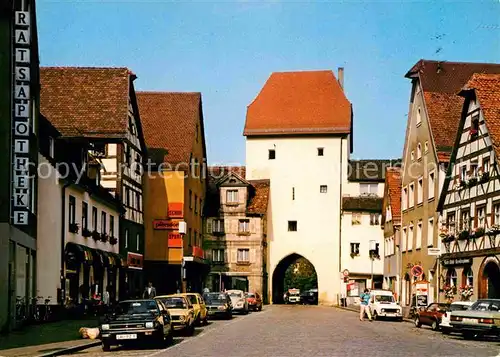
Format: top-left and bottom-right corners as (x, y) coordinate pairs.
(36, 341), (101, 357)
(335, 306), (414, 323)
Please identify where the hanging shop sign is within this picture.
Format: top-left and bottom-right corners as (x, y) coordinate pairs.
(168, 202), (184, 219)
(153, 219), (179, 230)
(11, 6), (34, 225)
(168, 232), (183, 248)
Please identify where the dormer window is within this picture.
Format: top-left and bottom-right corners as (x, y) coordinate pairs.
(226, 190), (238, 204)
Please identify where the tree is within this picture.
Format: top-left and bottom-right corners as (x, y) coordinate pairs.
(283, 258), (317, 292)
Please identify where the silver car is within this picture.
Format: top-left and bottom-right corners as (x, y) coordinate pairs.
(450, 299), (500, 339)
(226, 290), (249, 314)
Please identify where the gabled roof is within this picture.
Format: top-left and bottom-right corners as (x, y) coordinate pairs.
(137, 92), (206, 166)
(348, 159), (401, 182)
(381, 167), (402, 226)
(244, 70), (352, 136)
(216, 171), (250, 187)
(437, 73), (500, 211)
(40, 67), (134, 138)
(404, 60), (500, 162)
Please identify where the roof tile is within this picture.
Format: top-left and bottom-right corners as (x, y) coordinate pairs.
(384, 167), (402, 224)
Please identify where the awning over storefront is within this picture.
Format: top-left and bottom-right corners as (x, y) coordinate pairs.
(65, 242), (124, 268)
(65, 242), (94, 265)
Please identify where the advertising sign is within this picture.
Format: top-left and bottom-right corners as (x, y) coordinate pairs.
(168, 232), (183, 248)
(168, 202), (183, 218)
(153, 219), (179, 230)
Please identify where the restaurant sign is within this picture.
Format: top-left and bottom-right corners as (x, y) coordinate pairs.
(153, 219), (179, 230)
(442, 258), (472, 267)
(11, 6), (34, 225)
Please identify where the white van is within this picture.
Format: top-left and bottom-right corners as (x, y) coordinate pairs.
(369, 289), (403, 320)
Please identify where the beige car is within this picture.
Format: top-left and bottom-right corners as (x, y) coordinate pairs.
(155, 295), (195, 335)
(182, 293), (208, 326)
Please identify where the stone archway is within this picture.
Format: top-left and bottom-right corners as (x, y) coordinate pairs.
(271, 253), (318, 304)
(479, 256), (500, 299)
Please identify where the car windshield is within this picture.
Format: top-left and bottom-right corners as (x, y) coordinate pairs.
(471, 300), (500, 311)
(160, 297), (187, 309)
(187, 295), (198, 304)
(375, 295), (394, 303)
(247, 293), (255, 298)
(204, 294), (226, 305)
(450, 304), (471, 311)
(116, 301), (158, 315)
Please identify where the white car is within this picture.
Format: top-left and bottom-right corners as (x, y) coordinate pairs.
(369, 289), (403, 320)
(226, 290), (249, 314)
(440, 301), (474, 334)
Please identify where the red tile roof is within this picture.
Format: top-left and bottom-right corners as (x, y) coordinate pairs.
(247, 179), (270, 215)
(244, 70), (352, 136)
(383, 167), (402, 225)
(460, 74), (500, 161)
(405, 60), (500, 162)
(40, 67), (133, 138)
(137, 92), (203, 166)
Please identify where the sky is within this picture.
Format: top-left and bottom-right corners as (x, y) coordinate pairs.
(36, 0), (500, 165)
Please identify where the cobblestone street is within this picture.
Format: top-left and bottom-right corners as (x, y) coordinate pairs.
(63, 305), (500, 357)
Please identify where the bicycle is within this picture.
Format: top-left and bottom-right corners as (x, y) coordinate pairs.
(32, 296), (44, 322)
(42, 296), (52, 321)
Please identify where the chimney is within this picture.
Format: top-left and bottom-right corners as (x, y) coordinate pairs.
(338, 67), (344, 90)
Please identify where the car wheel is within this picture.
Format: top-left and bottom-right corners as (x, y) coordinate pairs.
(415, 317), (422, 328)
(102, 342), (111, 352)
(431, 320), (438, 331)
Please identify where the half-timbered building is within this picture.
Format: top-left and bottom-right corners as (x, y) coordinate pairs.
(437, 73), (500, 301)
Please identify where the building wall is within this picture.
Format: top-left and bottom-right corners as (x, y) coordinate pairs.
(246, 136), (347, 304)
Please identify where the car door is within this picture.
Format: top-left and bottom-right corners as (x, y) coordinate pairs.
(198, 295), (207, 319)
(422, 303), (437, 325)
(157, 301), (171, 335)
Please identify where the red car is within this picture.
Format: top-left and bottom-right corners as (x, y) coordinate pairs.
(246, 292), (262, 311)
(415, 302), (450, 331)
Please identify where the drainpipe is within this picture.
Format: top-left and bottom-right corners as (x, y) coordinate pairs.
(60, 181), (71, 306)
(338, 137), (343, 304)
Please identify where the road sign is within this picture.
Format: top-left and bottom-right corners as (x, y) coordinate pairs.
(342, 269), (349, 277)
(411, 265), (423, 277)
(427, 247), (441, 256)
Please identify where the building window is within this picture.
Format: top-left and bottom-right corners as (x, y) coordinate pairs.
(125, 229), (129, 248)
(82, 202), (88, 230)
(463, 267), (473, 287)
(125, 187), (130, 206)
(188, 228), (192, 245)
(189, 190), (192, 209)
(292, 187), (295, 200)
(288, 221), (297, 232)
(317, 147), (324, 156)
(460, 165), (467, 182)
(350, 243), (360, 256)
(239, 219), (250, 233)
(352, 213), (361, 225)
(446, 268), (458, 287)
(213, 219), (224, 233)
(428, 171), (435, 199)
(136, 233), (140, 251)
(417, 143), (422, 159)
(237, 248), (249, 263)
(494, 204), (500, 226)
(68, 195), (76, 225)
(370, 214), (379, 226)
(484, 157), (490, 174)
(268, 149), (276, 160)
(136, 192), (141, 211)
(416, 221), (422, 249)
(402, 186), (408, 210)
(427, 218), (434, 247)
(471, 160), (479, 178)
(447, 212), (456, 235)
(320, 185), (327, 193)
(470, 114), (479, 139)
(125, 144), (131, 165)
(416, 107), (422, 125)
(92, 206), (98, 231)
(110, 215), (114, 237)
(460, 209), (470, 231)
(402, 227), (407, 252)
(409, 183), (415, 207)
(417, 177), (423, 204)
(48, 137), (55, 158)
(476, 206), (485, 228)
(194, 231), (198, 246)
(101, 211), (107, 234)
(408, 225), (414, 251)
(411, 150), (415, 161)
(226, 190), (238, 204)
(194, 194), (198, 214)
(360, 183), (378, 196)
(212, 249), (224, 262)
(424, 141), (428, 153)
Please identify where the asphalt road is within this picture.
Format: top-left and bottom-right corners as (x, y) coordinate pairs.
(64, 305), (500, 357)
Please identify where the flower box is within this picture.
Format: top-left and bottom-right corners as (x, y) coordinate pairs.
(467, 177), (478, 187)
(91, 230), (100, 241)
(109, 236), (118, 245)
(472, 227), (485, 238)
(458, 230), (470, 241)
(100, 233), (109, 243)
(441, 234), (455, 243)
(479, 172), (490, 183)
(82, 228), (92, 238)
(69, 223), (79, 234)
(459, 181), (467, 189)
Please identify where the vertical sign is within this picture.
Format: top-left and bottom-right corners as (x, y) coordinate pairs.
(11, 7), (32, 225)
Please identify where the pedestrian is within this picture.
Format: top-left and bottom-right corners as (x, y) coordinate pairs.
(143, 281), (156, 299)
(359, 288), (372, 322)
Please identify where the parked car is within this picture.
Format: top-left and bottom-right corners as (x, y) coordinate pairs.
(300, 289), (318, 305)
(182, 293), (208, 326)
(246, 292), (263, 311)
(155, 295), (195, 335)
(440, 301), (474, 334)
(414, 302), (450, 331)
(99, 299), (173, 351)
(287, 288), (301, 304)
(204, 292), (232, 319)
(450, 299), (500, 339)
(227, 290), (249, 314)
(369, 289), (403, 321)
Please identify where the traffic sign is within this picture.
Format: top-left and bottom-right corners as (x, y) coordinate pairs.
(411, 265), (423, 277)
(427, 247), (441, 256)
(342, 269), (349, 277)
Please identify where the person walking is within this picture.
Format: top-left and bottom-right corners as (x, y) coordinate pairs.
(359, 288), (372, 321)
(143, 282), (157, 299)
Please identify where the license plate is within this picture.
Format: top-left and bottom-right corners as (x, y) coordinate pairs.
(208, 311), (215, 314)
(116, 334), (137, 340)
(462, 318), (477, 324)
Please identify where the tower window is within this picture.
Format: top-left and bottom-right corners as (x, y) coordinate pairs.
(317, 148), (324, 156)
(288, 221), (297, 232)
(268, 149), (276, 160)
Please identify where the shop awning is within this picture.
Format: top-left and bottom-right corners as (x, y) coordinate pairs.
(102, 251), (125, 268)
(65, 242), (93, 264)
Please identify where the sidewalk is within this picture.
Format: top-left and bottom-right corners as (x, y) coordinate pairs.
(336, 305), (414, 323)
(0, 317), (99, 357)
(0, 339), (100, 357)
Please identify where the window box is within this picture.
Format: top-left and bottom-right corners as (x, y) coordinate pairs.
(350, 252), (359, 258)
(226, 202), (239, 207)
(479, 172), (490, 183)
(457, 230), (470, 241)
(91, 230), (100, 241)
(487, 225), (500, 236)
(441, 234), (455, 243)
(69, 223), (79, 234)
(82, 228), (92, 238)
(213, 230), (225, 236)
(472, 227), (485, 238)
(459, 180), (467, 189)
(109, 236), (118, 245)
(467, 177), (478, 187)
(236, 261), (251, 266)
(238, 231), (251, 236)
(100, 233), (109, 242)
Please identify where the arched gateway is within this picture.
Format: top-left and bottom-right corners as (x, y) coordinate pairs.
(479, 256), (500, 299)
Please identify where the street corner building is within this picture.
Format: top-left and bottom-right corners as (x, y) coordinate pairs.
(340, 159), (400, 304)
(437, 73), (500, 302)
(137, 91), (208, 295)
(39, 67), (147, 303)
(400, 60), (500, 307)
(243, 68), (353, 305)
(203, 166), (270, 302)
(0, 0), (40, 332)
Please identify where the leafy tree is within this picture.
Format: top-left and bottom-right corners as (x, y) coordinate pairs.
(283, 258), (317, 292)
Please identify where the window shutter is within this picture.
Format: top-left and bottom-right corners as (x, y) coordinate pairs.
(207, 219), (212, 234)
